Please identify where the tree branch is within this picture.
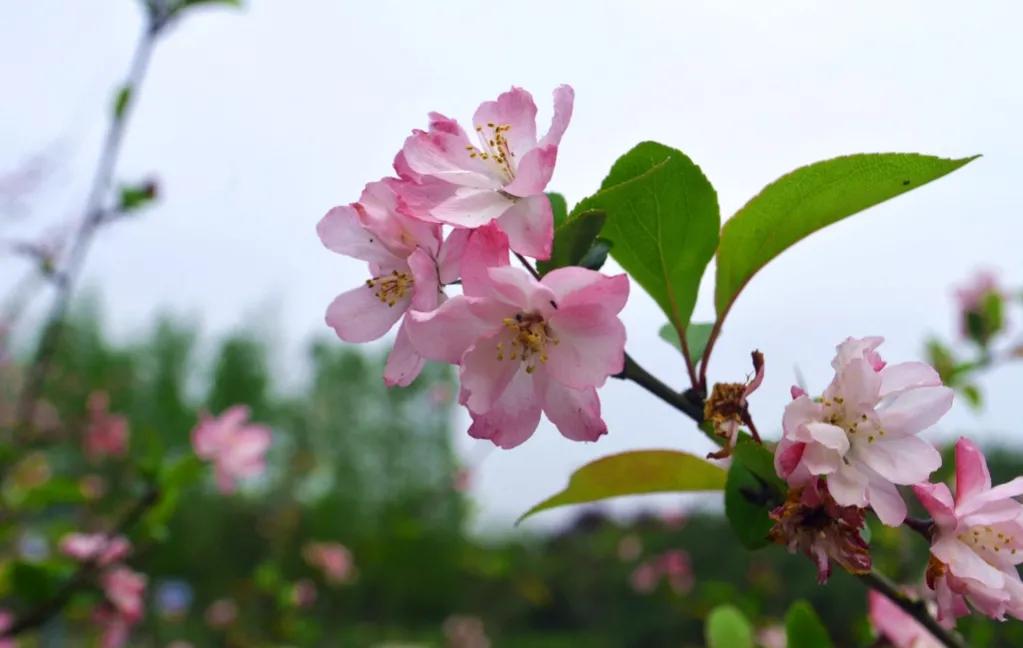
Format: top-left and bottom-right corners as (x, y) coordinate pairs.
(858, 570), (965, 648)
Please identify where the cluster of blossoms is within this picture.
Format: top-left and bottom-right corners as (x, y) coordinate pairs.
(60, 533), (145, 648)
(318, 86), (631, 448)
(771, 336), (1023, 626)
(191, 405), (272, 493)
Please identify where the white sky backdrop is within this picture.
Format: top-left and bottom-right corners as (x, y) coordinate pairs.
(2, 1), (1022, 532)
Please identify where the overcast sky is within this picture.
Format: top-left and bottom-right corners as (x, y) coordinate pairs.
(3, 1), (1022, 531)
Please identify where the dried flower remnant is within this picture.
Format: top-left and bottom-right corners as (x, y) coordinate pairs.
(704, 350), (764, 458)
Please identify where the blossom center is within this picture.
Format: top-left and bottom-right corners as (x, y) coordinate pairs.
(822, 398), (886, 445)
(366, 270), (413, 307)
(467, 122), (515, 182)
(497, 312), (558, 373)
(959, 525), (1018, 559)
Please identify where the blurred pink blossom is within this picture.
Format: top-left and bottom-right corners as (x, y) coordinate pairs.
(756, 625), (787, 648)
(0, 608), (14, 648)
(442, 614), (491, 648)
(629, 549), (693, 595)
(60, 533), (131, 566)
(292, 579), (318, 608)
(204, 599), (238, 628)
(629, 561), (659, 594)
(303, 541), (355, 586)
(102, 566), (146, 622)
(955, 270), (1002, 314)
(868, 589), (941, 647)
(191, 405), (271, 493)
(83, 392), (129, 461)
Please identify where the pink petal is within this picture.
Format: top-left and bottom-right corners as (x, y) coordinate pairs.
(832, 336), (885, 371)
(912, 482), (957, 529)
(804, 421), (850, 452)
(878, 385), (954, 436)
(383, 321), (425, 388)
(539, 376), (607, 442)
(859, 435), (941, 485)
(538, 85), (575, 149)
(400, 118), (502, 189)
(485, 266), (555, 311)
(542, 268), (630, 315)
(879, 361), (943, 397)
(495, 193), (554, 259)
(406, 296), (491, 364)
(932, 536), (1005, 589)
(774, 438), (805, 481)
(546, 303), (626, 389)
(954, 436), (993, 507)
(466, 368), (542, 449)
(782, 395), (824, 439)
(472, 87), (539, 159)
(430, 187), (514, 228)
(460, 223), (511, 299)
(437, 228), (471, 285)
(325, 284), (408, 343)
(317, 205), (398, 265)
(503, 146), (557, 198)
(407, 248), (441, 312)
(834, 357), (882, 410)
(458, 330), (521, 414)
(827, 463), (869, 508)
(800, 441), (843, 476)
(866, 473), (908, 526)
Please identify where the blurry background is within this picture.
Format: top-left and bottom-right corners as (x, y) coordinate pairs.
(2, 1), (1022, 645)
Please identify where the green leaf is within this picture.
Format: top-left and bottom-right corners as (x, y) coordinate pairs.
(659, 321), (714, 363)
(118, 181), (158, 213)
(548, 192), (568, 228)
(961, 383), (983, 410)
(577, 237), (612, 271)
(113, 84), (132, 120)
(705, 605), (754, 648)
(785, 600), (834, 648)
(575, 141), (720, 334)
(725, 440), (787, 550)
(519, 450), (726, 522)
(537, 209), (607, 275)
(715, 153), (979, 320)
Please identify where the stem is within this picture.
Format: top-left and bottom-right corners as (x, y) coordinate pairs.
(13, 24), (159, 433)
(858, 571), (965, 648)
(614, 353), (704, 424)
(698, 317), (724, 393)
(905, 516), (935, 541)
(1, 486), (160, 638)
(514, 252), (542, 281)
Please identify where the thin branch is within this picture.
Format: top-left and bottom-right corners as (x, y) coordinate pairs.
(1, 486), (160, 638)
(514, 252), (542, 281)
(858, 570), (965, 648)
(14, 22), (161, 434)
(698, 317), (724, 393)
(905, 516), (935, 541)
(614, 353), (704, 424)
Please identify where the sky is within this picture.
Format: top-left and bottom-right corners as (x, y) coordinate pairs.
(2, 1), (1023, 532)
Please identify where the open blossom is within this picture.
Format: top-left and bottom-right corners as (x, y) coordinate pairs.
(303, 541), (355, 585)
(913, 437), (1023, 624)
(769, 478), (871, 583)
(395, 85), (574, 259)
(868, 590), (942, 648)
(102, 566), (147, 622)
(60, 532), (131, 566)
(318, 180), (465, 386)
(83, 391), (129, 461)
(191, 405), (271, 494)
(775, 336), (952, 526)
(407, 226), (627, 448)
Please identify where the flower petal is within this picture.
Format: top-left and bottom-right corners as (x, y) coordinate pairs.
(503, 146), (557, 198)
(538, 85), (575, 149)
(325, 284), (408, 343)
(878, 385), (954, 436)
(401, 114), (502, 189)
(458, 329), (522, 414)
(879, 361), (942, 397)
(954, 436), (993, 507)
(466, 367), (543, 449)
(543, 268), (630, 315)
(912, 481), (957, 529)
(866, 473), (908, 526)
(317, 205), (399, 265)
(858, 435), (941, 485)
(472, 87), (539, 159)
(383, 321), (425, 387)
(546, 303), (626, 389)
(540, 376), (607, 442)
(495, 193), (554, 259)
(406, 296), (491, 364)
(827, 462), (869, 508)
(430, 187), (514, 228)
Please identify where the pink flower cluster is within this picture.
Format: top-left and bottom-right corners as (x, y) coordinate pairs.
(772, 336), (1023, 626)
(60, 533), (145, 647)
(318, 86), (631, 448)
(191, 405), (272, 494)
(303, 541), (355, 586)
(629, 549), (694, 595)
(83, 391), (129, 462)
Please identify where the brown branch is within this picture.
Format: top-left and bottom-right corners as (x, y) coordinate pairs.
(858, 570), (965, 648)
(1, 486), (160, 638)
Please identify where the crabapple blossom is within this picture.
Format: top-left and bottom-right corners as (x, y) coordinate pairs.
(318, 179), (466, 386)
(395, 85), (574, 259)
(868, 589), (941, 648)
(191, 405), (271, 494)
(83, 391), (129, 461)
(60, 532), (131, 566)
(954, 270), (1006, 344)
(102, 566), (147, 622)
(775, 336), (952, 526)
(407, 226), (628, 448)
(913, 437), (1023, 624)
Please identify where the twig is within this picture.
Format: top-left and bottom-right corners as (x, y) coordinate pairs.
(14, 21), (161, 434)
(1, 486), (160, 638)
(905, 516), (935, 541)
(698, 317), (724, 393)
(858, 570), (965, 648)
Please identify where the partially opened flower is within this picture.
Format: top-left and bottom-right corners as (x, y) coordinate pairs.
(407, 226), (628, 448)
(83, 391), (129, 461)
(318, 179), (465, 386)
(954, 270), (1006, 345)
(913, 437), (1023, 624)
(769, 478), (872, 583)
(191, 405), (271, 493)
(868, 589), (942, 648)
(60, 532), (131, 566)
(396, 85), (574, 259)
(775, 336), (952, 526)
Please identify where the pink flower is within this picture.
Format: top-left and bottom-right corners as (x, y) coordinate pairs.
(318, 180), (466, 386)
(395, 86), (574, 259)
(191, 405), (271, 494)
(955, 270), (1001, 314)
(407, 226), (627, 448)
(913, 437), (1023, 624)
(101, 566), (147, 622)
(291, 578), (318, 608)
(775, 336), (952, 526)
(868, 589), (942, 648)
(630, 561), (660, 594)
(83, 392), (129, 461)
(658, 549), (694, 594)
(954, 270), (1006, 343)
(303, 541), (355, 586)
(0, 608), (14, 648)
(94, 608), (132, 648)
(204, 598), (237, 628)
(60, 532), (131, 566)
